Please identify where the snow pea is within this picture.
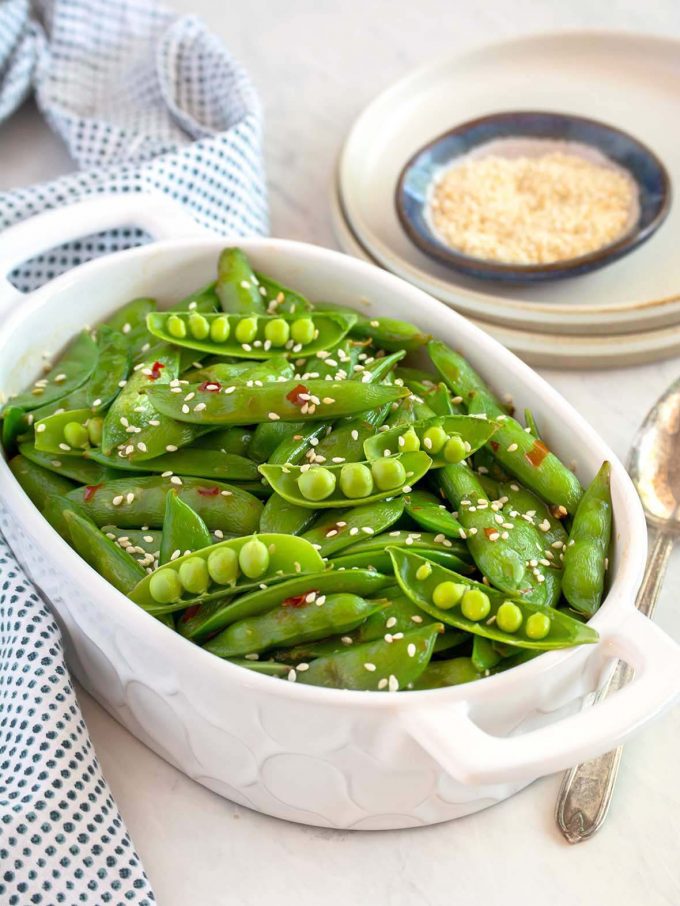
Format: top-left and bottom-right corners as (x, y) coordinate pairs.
(414, 657), (483, 689)
(260, 493), (317, 535)
(147, 379), (407, 426)
(562, 461), (612, 616)
(296, 623), (441, 690)
(389, 548), (598, 649)
(67, 475), (263, 533)
(85, 447), (258, 481)
(204, 592), (381, 659)
(178, 569), (391, 641)
(364, 414), (498, 467)
(313, 301), (431, 352)
(300, 498), (405, 557)
(403, 489), (465, 539)
(129, 533), (324, 613)
(254, 271), (313, 315)
(260, 451), (432, 509)
(3, 330), (98, 413)
(159, 490), (212, 565)
(146, 310), (357, 359)
(19, 441), (106, 486)
(63, 509), (145, 594)
(8, 455), (76, 510)
(216, 247), (267, 314)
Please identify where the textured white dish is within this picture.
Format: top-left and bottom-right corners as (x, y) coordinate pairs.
(339, 31), (680, 336)
(0, 194), (679, 830)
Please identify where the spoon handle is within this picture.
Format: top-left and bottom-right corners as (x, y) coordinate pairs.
(555, 530), (674, 843)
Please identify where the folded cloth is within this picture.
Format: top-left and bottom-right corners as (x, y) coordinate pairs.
(0, 1), (268, 903)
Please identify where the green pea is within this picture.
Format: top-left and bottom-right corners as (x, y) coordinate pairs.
(415, 562), (432, 581)
(178, 556), (210, 595)
(188, 312), (210, 340)
(87, 417), (104, 446)
(238, 538), (270, 579)
(210, 315), (230, 343)
(149, 568), (183, 604)
(422, 425), (448, 454)
(460, 589), (491, 621)
(207, 547), (239, 585)
(432, 580), (465, 609)
(63, 421), (89, 449)
(399, 427), (421, 452)
(297, 466), (337, 501)
(235, 316), (258, 344)
(264, 318), (291, 347)
(167, 314), (187, 339)
(443, 434), (467, 463)
(371, 457), (407, 491)
(339, 462), (374, 499)
(526, 612), (551, 640)
(496, 601), (523, 633)
(290, 317), (315, 345)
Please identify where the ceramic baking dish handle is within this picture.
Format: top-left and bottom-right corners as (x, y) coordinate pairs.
(402, 609), (680, 786)
(0, 193), (210, 320)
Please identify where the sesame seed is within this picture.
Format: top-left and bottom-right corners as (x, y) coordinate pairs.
(411, 614), (423, 624)
(388, 675), (399, 692)
(364, 663), (376, 672)
(170, 476), (182, 486)
(112, 495), (124, 506)
(407, 643), (416, 657)
(58, 443), (71, 451)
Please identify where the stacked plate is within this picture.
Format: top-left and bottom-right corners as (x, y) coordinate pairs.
(333, 31), (680, 368)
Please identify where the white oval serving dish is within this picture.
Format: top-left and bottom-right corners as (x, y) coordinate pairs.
(0, 194), (678, 830)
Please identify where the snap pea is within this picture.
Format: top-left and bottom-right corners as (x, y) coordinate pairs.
(159, 490), (212, 565)
(428, 340), (504, 412)
(337, 529), (470, 563)
(414, 657), (483, 689)
(363, 414), (498, 467)
(260, 451), (432, 509)
(204, 592), (381, 659)
(178, 569), (391, 641)
(384, 392), (435, 427)
(34, 408), (103, 454)
(216, 247), (267, 314)
(313, 301), (431, 352)
(188, 427), (254, 457)
(3, 330), (98, 413)
(253, 271), (313, 315)
(171, 281), (220, 315)
(67, 475), (263, 533)
(259, 493), (317, 536)
(471, 635), (503, 672)
(63, 509), (145, 594)
(389, 548), (598, 649)
(524, 408), (541, 439)
(129, 533), (324, 613)
(19, 441), (106, 486)
(496, 478), (569, 552)
(300, 498), (405, 557)
(1, 405), (28, 452)
(104, 296), (156, 335)
(85, 447), (259, 481)
(248, 420), (307, 463)
(329, 545), (474, 576)
(403, 489), (465, 539)
(296, 624), (441, 690)
(146, 310), (357, 359)
(86, 327), (131, 410)
(101, 526), (161, 571)
(562, 462), (612, 616)
(228, 659), (293, 677)
(147, 379), (407, 425)
(8, 455), (76, 510)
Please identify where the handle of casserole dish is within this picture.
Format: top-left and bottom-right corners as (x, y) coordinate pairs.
(0, 193), (210, 323)
(402, 609), (680, 786)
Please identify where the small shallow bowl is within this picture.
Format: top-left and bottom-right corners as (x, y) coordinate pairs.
(396, 111), (671, 283)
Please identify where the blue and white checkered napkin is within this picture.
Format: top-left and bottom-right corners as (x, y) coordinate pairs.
(0, 1), (268, 902)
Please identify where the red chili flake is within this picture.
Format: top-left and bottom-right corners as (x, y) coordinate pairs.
(490, 440), (500, 452)
(198, 381), (221, 392)
(148, 361), (165, 381)
(281, 591), (317, 608)
(197, 486), (220, 496)
(526, 439), (549, 467)
(180, 604), (201, 623)
(484, 527), (498, 539)
(83, 483), (103, 502)
(549, 504), (568, 520)
(286, 383), (309, 406)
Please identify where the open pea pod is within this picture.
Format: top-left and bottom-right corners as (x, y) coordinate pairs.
(147, 379), (407, 426)
(159, 490), (212, 565)
(34, 408), (103, 454)
(389, 548), (598, 650)
(85, 447), (259, 481)
(254, 271), (313, 315)
(259, 451), (431, 510)
(63, 509), (145, 595)
(403, 489), (465, 539)
(363, 414), (498, 467)
(129, 533), (324, 613)
(146, 310), (357, 359)
(178, 568), (391, 641)
(300, 498), (404, 557)
(19, 441), (107, 486)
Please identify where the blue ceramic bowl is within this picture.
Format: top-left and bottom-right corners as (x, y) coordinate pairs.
(396, 111), (671, 283)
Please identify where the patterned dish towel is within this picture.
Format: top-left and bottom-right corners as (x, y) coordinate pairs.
(0, 1), (267, 902)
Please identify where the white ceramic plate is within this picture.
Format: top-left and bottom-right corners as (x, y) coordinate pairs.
(331, 182), (680, 368)
(339, 31), (680, 337)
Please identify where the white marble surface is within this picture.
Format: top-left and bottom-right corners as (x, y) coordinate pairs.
(1, 2), (679, 903)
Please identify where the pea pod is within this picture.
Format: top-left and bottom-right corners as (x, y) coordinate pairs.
(254, 271), (313, 315)
(228, 659), (293, 677)
(19, 441), (107, 486)
(8, 455), (76, 510)
(428, 339), (504, 412)
(86, 327), (131, 410)
(414, 657), (483, 689)
(178, 569), (391, 641)
(313, 301), (431, 352)
(63, 509), (145, 594)
(187, 356), (295, 387)
(471, 635), (502, 672)
(146, 310), (357, 359)
(329, 544), (474, 576)
(204, 592), (382, 659)
(337, 529), (470, 563)
(171, 281), (220, 315)
(364, 414), (498, 467)
(3, 330), (98, 413)
(129, 533), (325, 613)
(260, 451), (432, 509)
(562, 462), (612, 616)
(67, 475), (263, 533)
(216, 247), (267, 314)
(147, 379), (407, 426)
(260, 492), (317, 536)
(524, 408), (541, 439)
(422, 382), (464, 416)
(296, 623), (441, 690)
(300, 498), (405, 557)
(85, 447), (259, 481)
(403, 489), (465, 539)
(102, 526), (161, 571)
(497, 479), (569, 553)
(1, 405), (29, 452)
(389, 548), (598, 649)
(159, 490), (212, 565)
(104, 297), (156, 359)
(188, 427), (255, 458)
(248, 420), (307, 463)
(34, 408), (104, 454)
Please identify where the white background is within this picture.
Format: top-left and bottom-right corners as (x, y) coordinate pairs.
(1, 2), (679, 904)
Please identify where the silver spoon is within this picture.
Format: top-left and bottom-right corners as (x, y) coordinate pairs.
(555, 377), (680, 843)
